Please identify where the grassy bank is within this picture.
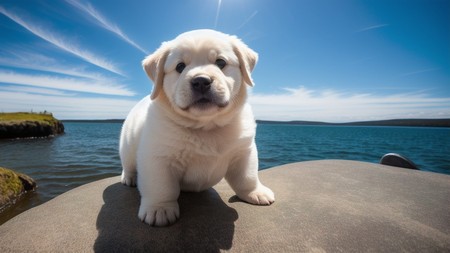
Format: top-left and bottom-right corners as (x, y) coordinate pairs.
(0, 112), (64, 139)
(0, 112), (56, 123)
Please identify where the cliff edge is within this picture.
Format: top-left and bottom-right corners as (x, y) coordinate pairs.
(0, 112), (64, 139)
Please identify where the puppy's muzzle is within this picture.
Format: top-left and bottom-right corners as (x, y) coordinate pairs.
(185, 75), (228, 110)
(191, 75), (212, 94)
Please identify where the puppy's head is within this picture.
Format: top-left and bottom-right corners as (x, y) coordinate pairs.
(142, 29), (257, 122)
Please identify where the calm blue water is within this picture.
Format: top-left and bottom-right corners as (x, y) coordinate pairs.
(257, 124), (450, 173)
(0, 122), (449, 223)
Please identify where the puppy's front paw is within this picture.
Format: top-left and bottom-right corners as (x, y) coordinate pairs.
(121, 171), (137, 187)
(241, 185), (275, 205)
(138, 202), (180, 227)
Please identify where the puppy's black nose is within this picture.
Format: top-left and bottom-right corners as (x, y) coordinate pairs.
(191, 76), (212, 94)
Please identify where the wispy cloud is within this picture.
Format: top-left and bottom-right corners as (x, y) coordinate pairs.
(0, 6), (124, 76)
(0, 85), (76, 96)
(0, 90), (138, 119)
(355, 24), (389, 33)
(236, 10), (258, 31)
(0, 50), (117, 81)
(398, 68), (439, 77)
(65, 0), (148, 54)
(0, 70), (134, 96)
(249, 86), (450, 122)
(2, 84), (449, 121)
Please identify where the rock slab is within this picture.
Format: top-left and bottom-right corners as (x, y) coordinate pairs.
(0, 160), (449, 252)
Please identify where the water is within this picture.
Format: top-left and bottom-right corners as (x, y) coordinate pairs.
(0, 122), (449, 224)
(0, 122), (122, 224)
(257, 124), (450, 174)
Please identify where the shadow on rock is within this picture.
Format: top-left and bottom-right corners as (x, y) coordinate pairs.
(94, 183), (238, 252)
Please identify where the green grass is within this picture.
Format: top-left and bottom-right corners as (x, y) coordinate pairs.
(0, 167), (24, 207)
(0, 112), (56, 123)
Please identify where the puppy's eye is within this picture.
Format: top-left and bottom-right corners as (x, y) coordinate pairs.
(176, 62), (186, 73)
(215, 59), (227, 70)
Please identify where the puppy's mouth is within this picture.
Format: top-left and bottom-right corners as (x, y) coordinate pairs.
(193, 97), (228, 109)
(196, 98), (212, 105)
(184, 97), (229, 111)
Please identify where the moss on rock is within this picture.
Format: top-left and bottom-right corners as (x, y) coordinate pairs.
(0, 167), (36, 212)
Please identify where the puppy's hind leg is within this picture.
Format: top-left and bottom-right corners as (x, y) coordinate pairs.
(119, 138), (138, 187)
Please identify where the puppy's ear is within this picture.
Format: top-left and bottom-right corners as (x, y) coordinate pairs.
(231, 37), (258, 87)
(142, 43), (170, 100)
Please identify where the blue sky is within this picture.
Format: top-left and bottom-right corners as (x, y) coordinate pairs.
(0, 0), (449, 122)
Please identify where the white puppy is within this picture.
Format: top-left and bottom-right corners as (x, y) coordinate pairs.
(120, 29), (274, 226)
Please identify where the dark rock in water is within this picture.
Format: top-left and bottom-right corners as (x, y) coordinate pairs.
(380, 153), (419, 170)
(17, 173), (37, 192)
(0, 167), (37, 212)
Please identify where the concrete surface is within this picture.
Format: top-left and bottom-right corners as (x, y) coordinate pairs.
(0, 160), (449, 252)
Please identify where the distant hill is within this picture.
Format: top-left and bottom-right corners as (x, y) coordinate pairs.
(61, 118), (450, 128)
(257, 118), (450, 128)
(62, 119), (124, 123)
(339, 119), (450, 127)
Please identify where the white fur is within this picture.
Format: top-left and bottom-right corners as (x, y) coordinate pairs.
(120, 29), (274, 226)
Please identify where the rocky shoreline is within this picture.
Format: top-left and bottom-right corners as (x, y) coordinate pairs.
(0, 167), (36, 212)
(0, 113), (64, 139)
(0, 120), (64, 139)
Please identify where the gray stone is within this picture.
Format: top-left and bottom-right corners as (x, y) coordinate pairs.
(0, 160), (449, 252)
